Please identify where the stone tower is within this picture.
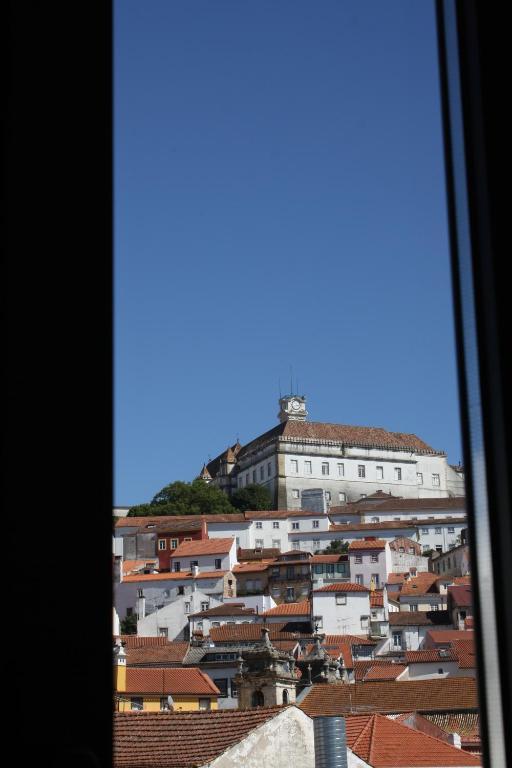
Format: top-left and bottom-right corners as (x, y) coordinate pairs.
(296, 633), (341, 691)
(234, 628), (299, 708)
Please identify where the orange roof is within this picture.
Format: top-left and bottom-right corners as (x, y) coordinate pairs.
(123, 667), (220, 696)
(233, 561), (273, 573)
(260, 601), (310, 617)
(313, 582), (369, 593)
(209, 623), (311, 643)
(122, 559), (159, 576)
(171, 538), (235, 557)
(448, 584), (472, 607)
(405, 650), (458, 663)
(450, 638), (477, 669)
(452, 576), (471, 585)
(310, 554), (347, 563)
(113, 707), (287, 768)
(345, 713), (481, 766)
(299, 678), (479, 716)
(354, 659), (403, 681)
(118, 635), (169, 649)
(363, 664), (407, 681)
(400, 573), (440, 596)
(349, 538), (386, 550)
(122, 570), (227, 583)
(309, 635), (377, 668)
(370, 592), (384, 607)
(426, 630), (474, 645)
(329, 521), (417, 532)
(127, 643), (190, 666)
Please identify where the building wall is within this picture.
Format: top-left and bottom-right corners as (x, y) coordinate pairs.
(116, 696), (218, 713)
(348, 547), (389, 590)
(312, 591), (371, 635)
(171, 543), (237, 573)
(156, 528), (205, 570)
(207, 522), (253, 550)
(209, 707), (315, 768)
(137, 591), (223, 640)
(115, 577), (226, 621)
(417, 520), (467, 553)
(405, 661), (460, 679)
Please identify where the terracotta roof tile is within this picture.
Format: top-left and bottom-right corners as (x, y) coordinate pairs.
(424, 712), (480, 739)
(126, 643), (190, 666)
(370, 592), (384, 607)
(351, 497), (466, 512)
(122, 560), (159, 576)
(232, 561), (273, 573)
(353, 660), (401, 681)
(260, 601), (310, 617)
(189, 604), (256, 619)
(244, 509), (325, 519)
(237, 547), (280, 560)
(310, 554), (348, 563)
(113, 707), (287, 768)
(329, 521), (418, 533)
(349, 538), (386, 550)
(209, 623), (311, 643)
(405, 650), (458, 663)
(400, 573), (440, 596)
(425, 630), (474, 645)
(123, 667), (220, 696)
(171, 538), (235, 557)
(448, 585), (473, 607)
(345, 713), (481, 766)
(299, 678), (479, 717)
(389, 611), (451, 627)
(279, 421), (442, 453)
(313, 582), (369, 593)
(119, 635), (169, 648)
(122, 570), (227, 583)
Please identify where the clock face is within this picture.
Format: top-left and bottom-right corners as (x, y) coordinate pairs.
(291, 399), (301, 410)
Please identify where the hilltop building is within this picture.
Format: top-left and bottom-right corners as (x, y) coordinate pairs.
(200, 396), (465, 509)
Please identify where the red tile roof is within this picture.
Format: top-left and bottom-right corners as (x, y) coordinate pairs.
(122, 570), (227, 583)
(299, 678), (479, 716)
(171, 538), (235, 557)
(329, 521), (418, 533)
(450, 639), (477, 669)
(388, 611), (451, 627)
(345, 713), (481, 766)
(244, 509), (325, 519)
(452, 576), (471, 586)
(353, 660), (403, 681)
(189, 604), (256, 619)
(349, 538), (386, 550)
(126, 643), (190, 666)
(425, 630), (474, 645)
(370, 592), (384, 607)
(237, 547), (280, 560)
(313, 582), (369, 593)
(448, 585), (473, 607)
(233, 561), (273, 573)
(352, 497), (466, 512)
(424, 712), (480, 739)
(310, 554), (347, 563)
(364, 664), (407, 681)
(113, 707), (288, 768)
(305, 635), (377, 668)
(260, 601), (310, 617)
(123, 667), (220, 696)
(388, 536), (421, 553)
(122, 560), (159, 576)
(209, 623), (311, 643)
(405, 650), (458, 664)
(400, 573), (440, 596)
(119, 635), (169, 648)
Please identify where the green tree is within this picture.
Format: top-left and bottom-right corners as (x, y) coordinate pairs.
(231, 483), (272, 512)
(128, 479), (236, 517)
(120, 614), (137, 635)
(322, 540), (349, 554)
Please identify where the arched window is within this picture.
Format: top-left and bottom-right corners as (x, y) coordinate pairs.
(251, 690), (264, 707)
(282, 689), (289, 704)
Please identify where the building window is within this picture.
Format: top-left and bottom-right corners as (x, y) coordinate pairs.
(337, 463), (345, 477)
(421, 528), (429, 534)
(313, 520), (320, 529)
(322, 462), (329, 475)
(178, 586), (184, 595)
(130, 697), (143, 711)
(272, 566), (280, 576)
(376, 466), (383, 480)
(273, 521), (280, 529)
(158, 539), (167, 550)
(230, 679), (238, 697)
(438, 669), (444, 675)
(410, 604), (419, 612)
(256, 521), (263, 529)
(184, 537), (192, 542)
(292, 489), (300, 499)
(399, 546), (405, 553)
(410, 567), (417, 576)
(158, 627), (168, 638)
(336, 593), (347, 605)
(431, 604), (439, 611)
(355, 554), (363, 564)
(286, 587), (295, 600)
(448, 527), (455, 533)
(260, 466), (264, 481)
(435, 527), (442, 535)
(304, 460), (312, 474)
(245, 473), (249, 485)
(432, 473), (440, 486)
(174, 562), (181, 572)
(272, 539), (281, 549)
(160, 697), (170, 710)
(394, 467), (402, 481)
(252, 470), (257, 483)
(339, 492), (347, 502)
(213, 678), (229, 697)
(170, 538), (178, 549)
(292, 522), (300, 530)
(436, 545), (443, 552)
(190, 560), (199, 568)
(313, 539), (321, 550)
(417, 473), (423, 484)
(325, 491), (331, 501)
(267, 462), (272, 477)
(185, 602), (191, 614)
(255, 539), (264, 548)
(371, 574), (380, 587)
(358, 465), (365, 478)
(291, 460), (298, 473)
(370, 553), (378, 563)
(314, 616), (323, 629)
(215, 558), (221, 569)
(360, 615), (369, 629)
(199, 699), (211, 711)
(371, 517), (380, 524)
(355, 574), (363, 585)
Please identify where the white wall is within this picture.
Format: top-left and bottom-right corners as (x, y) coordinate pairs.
(312, 591), (371, 635)
(138, 591), (222, 641)
(405, 661), (459, 679)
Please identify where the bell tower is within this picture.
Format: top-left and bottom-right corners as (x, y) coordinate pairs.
(234, 628), (298, 708)
(278, 395), (308, 423)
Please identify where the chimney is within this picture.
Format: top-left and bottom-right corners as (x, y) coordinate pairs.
(191, 565), (200, 578)
(113, 555), (123, 584)
(113, 639), (127, 695)
(313, 716), (348, 768)
(137, 588), (146, 619)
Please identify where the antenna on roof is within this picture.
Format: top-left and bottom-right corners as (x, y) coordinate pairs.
(279, 378), (281, 399)
(290, 365), (293, 395)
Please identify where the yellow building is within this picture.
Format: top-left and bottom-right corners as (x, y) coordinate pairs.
(114, 647), (220, 712)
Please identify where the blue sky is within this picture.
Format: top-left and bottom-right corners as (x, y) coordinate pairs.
(114, 0), (462, 506)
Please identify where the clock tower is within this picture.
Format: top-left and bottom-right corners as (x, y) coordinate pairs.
(278, 394), (308, 423)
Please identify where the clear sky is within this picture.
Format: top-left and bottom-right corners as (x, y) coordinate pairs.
(114, 0), (462, 506)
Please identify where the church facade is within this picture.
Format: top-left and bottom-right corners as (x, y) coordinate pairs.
(200, 396), (464, 510)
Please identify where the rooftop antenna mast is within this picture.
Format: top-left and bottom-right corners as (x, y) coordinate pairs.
(290, 365), (293, 395)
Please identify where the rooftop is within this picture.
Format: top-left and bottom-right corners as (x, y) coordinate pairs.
(171, 538), (235, 557)
(122, 570), (227, 583)
(349, 538), (386, 551)
(113, 707), (289, 768)
(313, 582), (369, 593)
(389, 611), (451, 627)
(189, 604), (256, 619)
(299, 678), (479, 716)
(260, 601), (311, 617)
(126, 643), (190, 666)
(122, 667), (220, 696)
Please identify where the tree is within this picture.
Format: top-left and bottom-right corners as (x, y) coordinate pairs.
(231, 483), (272, 512)
(322, 540), (349, 554)
(120, 614), (137, 635)
(127, 478), (236, 517)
